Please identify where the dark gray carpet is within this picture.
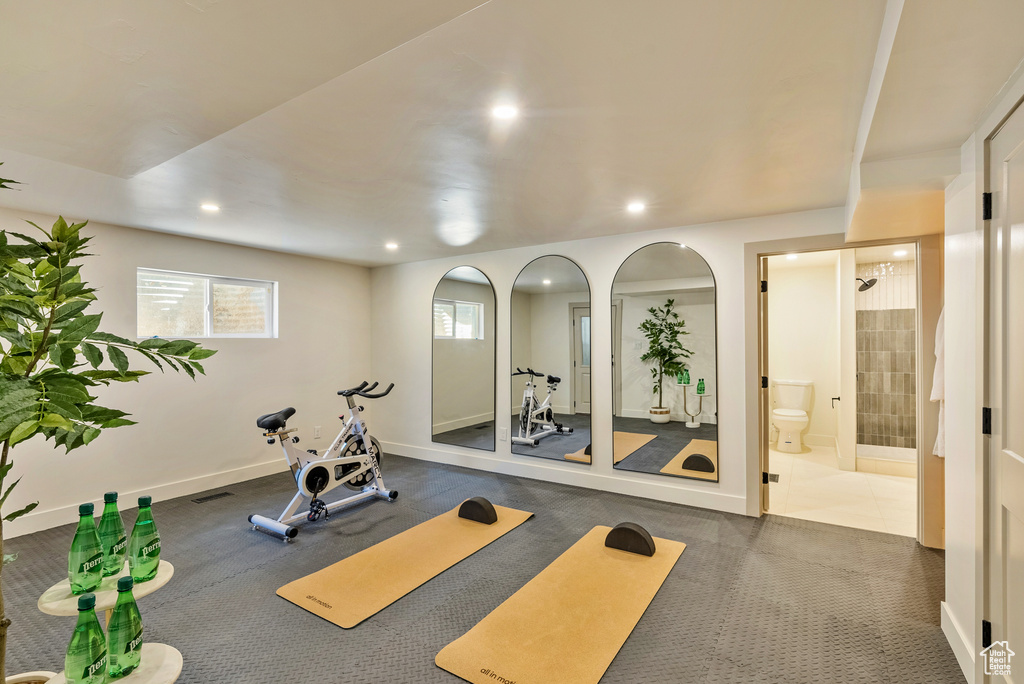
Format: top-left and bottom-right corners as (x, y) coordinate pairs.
(432, 420), (495, 451)
(614, 416), (719, 480)
(3, 455), (962, 683)
(511, 412), (592, 463)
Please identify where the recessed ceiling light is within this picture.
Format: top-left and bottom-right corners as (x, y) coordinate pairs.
(385, 242), (398, 250)
(491, 104), (519, 120)
(786, 254), (798, 260)
(893, 249), (908, 257)
(542, 279), (552, 285)
(200, 203), (220, 212)
(627, 201), (646, 214)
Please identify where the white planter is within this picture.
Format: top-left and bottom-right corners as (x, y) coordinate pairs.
(6, 673), (56, 684)
(649, 407), (671, 424)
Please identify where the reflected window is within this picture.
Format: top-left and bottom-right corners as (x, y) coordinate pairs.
(433, 298), (484, 339)
(581, 316), (591, 367)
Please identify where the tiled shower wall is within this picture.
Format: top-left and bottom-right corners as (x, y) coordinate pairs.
(856, 260), (916, 448)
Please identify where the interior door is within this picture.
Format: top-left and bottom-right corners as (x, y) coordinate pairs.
(759, 256), (770, 514)
(986, 98), (1024, 682)
(573, 307), (591, 414)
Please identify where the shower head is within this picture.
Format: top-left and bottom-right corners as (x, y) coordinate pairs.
(856, 278), (877, 292)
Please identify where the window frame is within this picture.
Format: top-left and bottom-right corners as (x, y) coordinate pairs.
(432, 297), (485, 340)
(137, 267), (278, 340)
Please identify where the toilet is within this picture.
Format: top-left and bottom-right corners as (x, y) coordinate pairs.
(772, 379), (813, 453)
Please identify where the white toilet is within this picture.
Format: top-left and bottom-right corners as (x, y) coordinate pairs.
(772, 379), (813, 453)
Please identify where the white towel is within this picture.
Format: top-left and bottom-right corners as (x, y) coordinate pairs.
(931, 308), (945, 457)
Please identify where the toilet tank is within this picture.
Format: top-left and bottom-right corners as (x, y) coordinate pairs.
(773, 380), (813, 411)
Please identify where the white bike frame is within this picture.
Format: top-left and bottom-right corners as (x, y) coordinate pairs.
(512, 371), (572, 446)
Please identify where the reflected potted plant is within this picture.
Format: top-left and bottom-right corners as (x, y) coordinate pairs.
(638, 298), (692, 424)
(0, 163), (216, 682)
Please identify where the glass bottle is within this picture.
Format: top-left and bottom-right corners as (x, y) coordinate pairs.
(65, 593), (107, 684)
(107, 576), (144, 678)
(68, 503), (103, 594)
(127, 495), (161, 582)
(97, 491), (127, 577)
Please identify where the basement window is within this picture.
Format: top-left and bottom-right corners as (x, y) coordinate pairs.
(137, 268), (277, 339)
(433, 298), (484, 339)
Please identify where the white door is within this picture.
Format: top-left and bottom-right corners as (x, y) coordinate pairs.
(986, 98), (1024, 682)
(572, 307), (591, 414)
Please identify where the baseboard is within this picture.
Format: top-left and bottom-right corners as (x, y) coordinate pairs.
(7, 459), (289, 539)
(857, 443), (917, 463)
(941, 601), (975, 684)
(432, 412), (496, 434)
(620, 408), (717, 424)
(381, 439), (746, 515)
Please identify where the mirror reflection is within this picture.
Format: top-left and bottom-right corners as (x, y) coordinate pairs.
(611, 243), (718, 481)
(510, 256), (592, 463)
(432, 266), (496, 451)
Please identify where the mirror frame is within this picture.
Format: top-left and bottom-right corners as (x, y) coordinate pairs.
(610, 241), (720, 482)
(431, 266), (497, 452)
(508, 255), (593, 465)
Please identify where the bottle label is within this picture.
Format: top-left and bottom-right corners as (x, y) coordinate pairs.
(109, 537), (127, 555)
(79, 552), (103, 574)
(141, 539), (161, 558)
(83, 652), (106, 679)
(125, 629), (143, 654)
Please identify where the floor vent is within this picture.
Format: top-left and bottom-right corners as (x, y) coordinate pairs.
(475, 425), (489, 430)
(768, 473), (780, 483)
(192, 492), (234, 504)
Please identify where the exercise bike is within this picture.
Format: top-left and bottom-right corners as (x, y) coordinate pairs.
(512, 367), (573, 446)
(248, 381), (398, 540)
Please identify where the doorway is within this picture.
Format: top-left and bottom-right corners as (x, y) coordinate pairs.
(570, 305), (591, 414)
(758, 243), (934, 538)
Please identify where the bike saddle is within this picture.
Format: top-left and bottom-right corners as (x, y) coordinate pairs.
(257, 407), (296, 431)
(547, 375), (561, 385)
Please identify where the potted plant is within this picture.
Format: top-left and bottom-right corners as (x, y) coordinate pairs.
(0, 164), (216, 681)
(638, 298), (692, 423)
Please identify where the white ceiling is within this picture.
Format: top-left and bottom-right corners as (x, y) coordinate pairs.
(0, 0), (886, 266)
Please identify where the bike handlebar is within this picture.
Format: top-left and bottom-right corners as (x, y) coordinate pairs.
(512, 367), (545, 377)
(338, 380), (394, 399)
(338, 381), (369, 396)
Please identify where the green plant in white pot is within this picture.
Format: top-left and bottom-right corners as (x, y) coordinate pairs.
(0, 173), (216, 680)
(638, 298), (692, 424)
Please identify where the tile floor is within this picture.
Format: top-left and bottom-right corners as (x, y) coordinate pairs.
(767, 445), (917, 536)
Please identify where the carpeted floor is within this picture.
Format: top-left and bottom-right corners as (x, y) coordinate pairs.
(4, 455), (962, 683)
(613, 416), (719, 479)
(510, 412), (592, 462)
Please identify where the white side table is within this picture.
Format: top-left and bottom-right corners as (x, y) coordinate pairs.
(47, 643), (182, 684)
(681, 385), (713, 428)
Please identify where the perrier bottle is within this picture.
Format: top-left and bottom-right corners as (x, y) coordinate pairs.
(65, 593), (107, 684)
(98, 491), (128, 577)
(128, 495), (161, 582)
(68, 503), (103, 594)
(107, 576), (144, 678)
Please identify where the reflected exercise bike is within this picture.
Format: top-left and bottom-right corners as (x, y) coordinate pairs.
(248, 381), (398, 540)
(512, 367), (573, 446)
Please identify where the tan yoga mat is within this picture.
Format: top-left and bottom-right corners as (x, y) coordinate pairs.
(436, 525), (685, 684)
(277, 503), (533, 628)
(659, 439), (719, 481)
(564, 431), (657, 464)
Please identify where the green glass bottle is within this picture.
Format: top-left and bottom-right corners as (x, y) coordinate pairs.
(128, 495), (161, 582)
(65, 593), (107, 684)
(68, 503), (103, 595)
(98, 492), (127, 578)
(107, 576), (143, 678)
(682, 368), (690, 385)
(697, 378), (705, 394)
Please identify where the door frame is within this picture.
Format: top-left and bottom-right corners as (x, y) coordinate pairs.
(749, 236), (940, 545)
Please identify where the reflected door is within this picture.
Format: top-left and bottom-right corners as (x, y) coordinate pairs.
(573, 307), (591, 413)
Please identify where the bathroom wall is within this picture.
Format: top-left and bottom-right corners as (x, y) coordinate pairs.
(767, 257), (839, 442)
(855, 259), (917, 451)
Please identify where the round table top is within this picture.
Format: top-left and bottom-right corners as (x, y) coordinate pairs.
(37, 560), (174, 617)
(47, 643), (182, 684)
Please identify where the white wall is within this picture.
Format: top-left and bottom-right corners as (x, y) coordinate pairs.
(431, 279), (496, 432)
(371, 207), (845, 516)
(524, 290), (588, 415)
(767, 261), (839, 440)
(618, 291), (717, 423)
(2, 208), (372, 538)
(509, 290), (533, 414)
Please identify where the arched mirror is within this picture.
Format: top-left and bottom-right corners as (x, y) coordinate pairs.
(611, 243), (718, 481)
(432, 266), (496, 451)
(510, 256), (592, 464)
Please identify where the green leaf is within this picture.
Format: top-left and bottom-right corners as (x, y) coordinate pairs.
(136, 349), (164, 372)
(88, 331), (133, 345)
(187, 347), (218, 360)
(52, 300), (91, 326)
(138, 338), (170, 350)
(107, 345), (129, 374)
(189, 360), (205, 375)
(57, 313), (102, 342)
(48, 344), (76, 370)
(80, 341), (103, 368)
(159, 340), (198, 356)
(101, 418), (136, 429)
(82, 427), (101, 445)
(180, 361), (196, 380)
(5, 501), (38, 522)
(80, 405), (130, 423)
(8, 420), (38, 445)
(0, 328), (30, 350)
(39, 413), (74, 430)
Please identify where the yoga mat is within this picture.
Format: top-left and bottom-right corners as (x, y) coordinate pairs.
(436, 525), (685, 684)
(659, 439), (719, 481)
(564, 431), (656, 464)
(277, 503), (533, 628)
